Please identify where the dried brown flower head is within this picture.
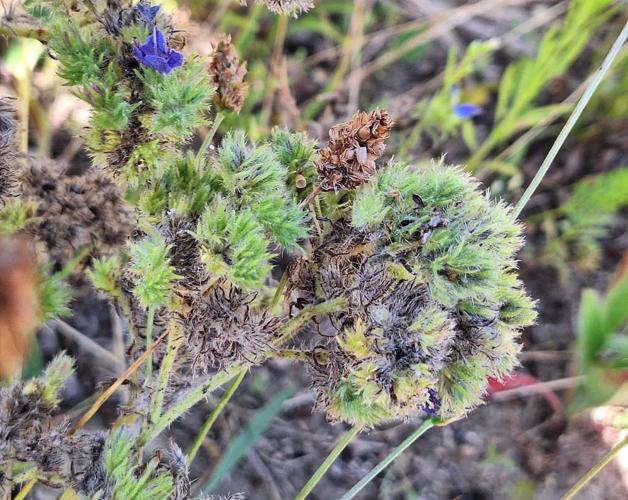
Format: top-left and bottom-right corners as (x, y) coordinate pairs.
(180, 284), (280, 372)
(208, 35), (249, 113)
(297, 221), (456, 424)
(240, 0), (314, 16)
(316, 109), (393, 191)
(0, 236), (38, 378)
(161, 215), (209, 296)
(20, 159), (135, 267)
(0, 99), (19, 204)
(0, 358), (106, 492)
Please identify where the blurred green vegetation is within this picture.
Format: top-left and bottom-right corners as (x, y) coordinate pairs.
(570, 270), (628, 416)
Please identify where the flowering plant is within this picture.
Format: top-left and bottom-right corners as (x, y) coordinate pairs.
(15, 0), (624, 498)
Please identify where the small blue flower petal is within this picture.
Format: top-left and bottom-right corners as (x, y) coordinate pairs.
(166, 51), (184, 69)
(452, 103), (482, 119)
(133, 28), (184, 75)
(144, 55), (173, 74)
(154, 28), (167, 53)
(136, 3), (161, 25)
(421, 388), (441, 417)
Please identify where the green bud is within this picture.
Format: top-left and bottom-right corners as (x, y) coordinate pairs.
(88, 255), (122, 295)
(128, 235), (179, 309)
(39, 266), (73, 322)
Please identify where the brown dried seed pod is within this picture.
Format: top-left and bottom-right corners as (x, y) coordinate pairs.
(160, 215), (209, 296)
(180, 284), (280, 373)
(0, 236), (38, 379)
(0, 99), (19, 204)
(20, 158), (135, 267)
(208, 35), (249, 113)
(316, 109), (394, 192)
(240, 0), (314, 16)
(0, 381), (106, 491)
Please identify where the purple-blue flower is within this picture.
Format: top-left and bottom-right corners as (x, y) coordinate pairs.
(452, 103), (482, 120)
(136, 3), (161, 25)
(421, 388), (441, 417)
(133, 28), (184, 75)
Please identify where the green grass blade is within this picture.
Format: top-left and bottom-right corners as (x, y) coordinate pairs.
(511, 20), (628, 220)
(202, 384), (295, 493)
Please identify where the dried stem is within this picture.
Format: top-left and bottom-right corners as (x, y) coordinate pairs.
(69, 330), (169, 435)
(53, 319), (124, 371)
(0, 23), (50, 42)
(562, 434), (628, 500)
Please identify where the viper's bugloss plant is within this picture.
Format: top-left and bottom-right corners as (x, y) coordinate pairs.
(291, 151), (536, 426)
(0, 0), (583, 495)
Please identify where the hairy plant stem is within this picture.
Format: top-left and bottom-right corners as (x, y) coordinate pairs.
(16, 42), (30, 155)
(138, 298), (347, 447)
(511, 20), (628, 220)
(272, 349), (308, 361)
(150, 321), (183, 424)
(562, 434), (628, 500)
(295, 425), (362, 499)
(270, 267), (290, 310)
(186, 368), (247, 463)
(197, 112), (224, 164)
(340, 417), (439, 499)
(113, 288), (138, 343)
(138, 364), (243, 447)
(275, 297), (348, 345)
(143, 306), (156, 388)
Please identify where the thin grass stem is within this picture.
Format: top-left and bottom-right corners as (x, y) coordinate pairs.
(295, 425), (362, 500)
(14, 478), (36, 500)
(340, 418), (439, 500)
(187, 368), (247, 463)
(511, 20), (628, 221)
(197, 112), (224, 164)
(562, 434), (628, 500)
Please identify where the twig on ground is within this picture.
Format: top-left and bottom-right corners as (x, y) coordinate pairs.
(53, 319), (124, 372)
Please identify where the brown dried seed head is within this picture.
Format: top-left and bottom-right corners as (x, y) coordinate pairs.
(0, 99), (19, 204)
(208, 35), (249, 113)
(0, 236), (38, 378)
(240, 0), (314, 16)
(20, 159), (134, 267)
(179, 284), (280, 373)
(316, 109), (394, 192)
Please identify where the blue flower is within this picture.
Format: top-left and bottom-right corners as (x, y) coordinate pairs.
(136, 3), (161, 25)
(450, 85), (481, 120)
(133, 28), (184, 75)
(452, 103), (482, 120)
